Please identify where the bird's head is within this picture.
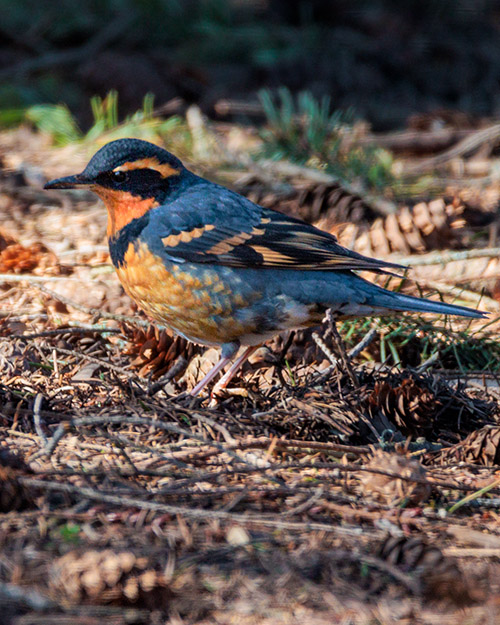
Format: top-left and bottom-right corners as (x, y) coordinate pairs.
(45, 138), (186, 236)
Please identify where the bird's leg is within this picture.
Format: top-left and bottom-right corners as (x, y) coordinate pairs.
(189, 341), (240, 397)
(211, 345), (260, 397)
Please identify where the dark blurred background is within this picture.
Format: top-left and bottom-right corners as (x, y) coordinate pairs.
(2, 0), (500, 130)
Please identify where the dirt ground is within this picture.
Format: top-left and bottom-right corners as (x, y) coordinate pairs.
(2, 125), (500, 624)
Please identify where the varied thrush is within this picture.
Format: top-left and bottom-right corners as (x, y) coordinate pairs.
(45, 138), (486, 396)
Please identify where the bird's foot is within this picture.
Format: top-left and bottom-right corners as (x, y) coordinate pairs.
(208, 385), (249, 408)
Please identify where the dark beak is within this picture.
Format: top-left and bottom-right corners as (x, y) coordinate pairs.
(44, 173), (93, 190)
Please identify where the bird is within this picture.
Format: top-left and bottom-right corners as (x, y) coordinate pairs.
(45, 138), (486, 397)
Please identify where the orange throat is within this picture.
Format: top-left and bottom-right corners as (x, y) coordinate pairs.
(91, 186), (158, 237)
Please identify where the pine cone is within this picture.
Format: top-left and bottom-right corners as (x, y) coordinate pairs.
(366, 378), (439, 437)
(55, 328), (109, 358)
(333, 198), (466, 257)
(0, 232), (61, 275)
(123, 325), (200, 379)
(0, 242), (44, 273)
(452, 185), (500, 214)
(238, 177), (376, 226)
(439, 425), (500, 465)
(50, 549), (169, 608)
(378, 534), (477, 604)
(379, 534), (444, 571)
(359, 449), (430, 506)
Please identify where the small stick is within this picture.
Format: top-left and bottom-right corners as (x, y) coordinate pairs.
(15, 476), (378, 536)
(396, 246), (500, 267)
(403, 122), (500, 174)
(324, 314), (381, 439)
(32, 393), (48, 446)
(311, 327), (378, 385)
(31, 422), (69, 460)
(12, 326), (121, 339)
(312, 331), (337, 366)
(0, 273), (82, 283)
(326, 310), (359, 390)
(49, 346), (136, 378)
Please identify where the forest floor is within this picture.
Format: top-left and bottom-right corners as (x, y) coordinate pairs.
(2, 113), (500, 624)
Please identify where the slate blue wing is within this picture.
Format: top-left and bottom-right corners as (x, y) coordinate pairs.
(153, 180), (404, 274)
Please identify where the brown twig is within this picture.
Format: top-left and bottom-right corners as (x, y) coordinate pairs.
(396, 247), (500, 267)
(47, 346), (136, 378)
(146, 356), (189, 395)
(0, 274), (81, 283)
(403, 123), (500, 174)
(311, 326), (378, 385)
(16, 476), (378, 537)
(32, 393), (47, 445)
(32, 414), (266, 470)
(354, 127), (477, 153)
(13, 326), (121, 339)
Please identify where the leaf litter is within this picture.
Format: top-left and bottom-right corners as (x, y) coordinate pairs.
(1, 126), (500, 624)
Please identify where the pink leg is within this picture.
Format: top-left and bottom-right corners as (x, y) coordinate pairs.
(189, 341), (240, 397)
(211, 345), (260, 396)
(189, 355), (232, 397)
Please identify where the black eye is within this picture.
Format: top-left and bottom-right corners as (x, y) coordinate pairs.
(110, 170), (128, 184)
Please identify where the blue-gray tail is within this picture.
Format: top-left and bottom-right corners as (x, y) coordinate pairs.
(366, 281), (486, 319)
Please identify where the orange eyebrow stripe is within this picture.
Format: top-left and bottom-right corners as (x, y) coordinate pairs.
(113, 157), (180, 178)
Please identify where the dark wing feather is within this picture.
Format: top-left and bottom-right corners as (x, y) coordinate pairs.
(156, 182), (403, 274)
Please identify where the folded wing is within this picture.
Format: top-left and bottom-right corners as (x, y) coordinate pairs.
(158, 187), (403, 274)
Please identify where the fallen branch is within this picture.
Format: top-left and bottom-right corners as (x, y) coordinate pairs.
(31, 414), (268, 470)
(177, 436), (370, 463)
(396, 247), (500, 267)
(214, 101), (475, 156)
(17, 477), (372, 537)
(355, 127), (476, 153)
(403, 123), (500, 174)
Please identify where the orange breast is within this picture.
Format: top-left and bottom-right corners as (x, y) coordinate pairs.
(115, 241), (260, 345)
